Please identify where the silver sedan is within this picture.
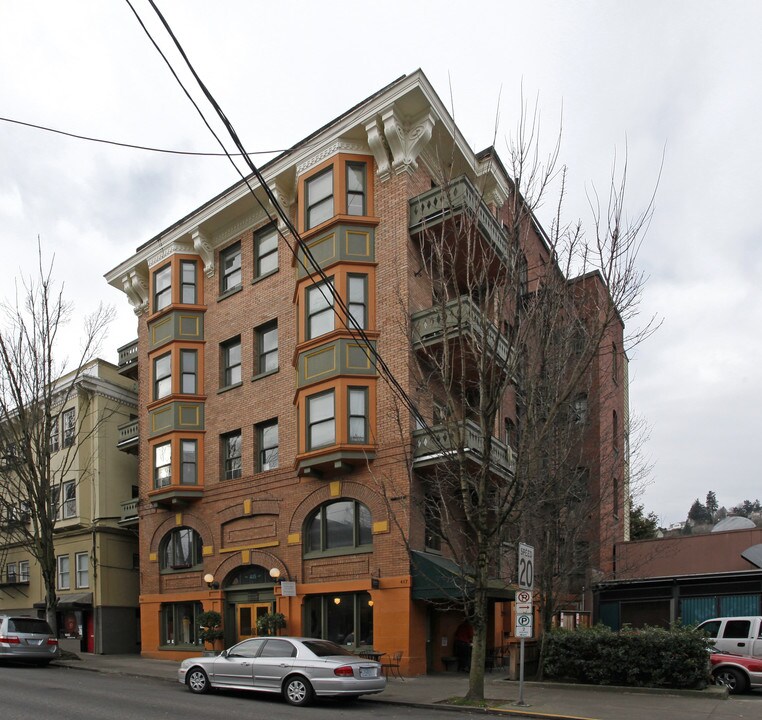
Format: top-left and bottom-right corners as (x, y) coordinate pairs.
(178, 637), (386, 706)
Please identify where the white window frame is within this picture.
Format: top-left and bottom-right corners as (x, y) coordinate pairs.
(57, 555), (70, 590)
(75, 552), (89, 588)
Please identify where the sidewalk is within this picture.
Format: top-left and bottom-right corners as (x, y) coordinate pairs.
(54, 653), (749, 720)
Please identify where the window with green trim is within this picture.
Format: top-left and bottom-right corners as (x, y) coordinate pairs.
(154, 264), (172, 311)
(306, 167), (334, 229)
(304, 499), (372, 555)
(346, 162), (366, 216)
(255, 224), (278, 277)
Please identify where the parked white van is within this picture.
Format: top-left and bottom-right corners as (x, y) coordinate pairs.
(696, 617), (762, 659)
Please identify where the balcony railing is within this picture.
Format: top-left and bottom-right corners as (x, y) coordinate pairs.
(117, 419), (139, 449)
(411, 296), (511, 366)
(119, 498), (139, 525)
(408, 175), (509, 263)
(412, 419), (516, 480)
(117, 339), (138, 376)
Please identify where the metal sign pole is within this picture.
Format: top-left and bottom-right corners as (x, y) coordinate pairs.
(517, 637), (527, 706)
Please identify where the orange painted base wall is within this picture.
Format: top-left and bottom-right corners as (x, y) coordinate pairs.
(139, 582), (505, 675)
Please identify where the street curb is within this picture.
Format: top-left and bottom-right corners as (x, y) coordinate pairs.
(507, 680), (729, 701)
(54, 661), (178, 684)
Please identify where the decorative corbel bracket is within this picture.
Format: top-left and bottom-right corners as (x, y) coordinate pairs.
(270, 177), (296, 233)
(381, 107), (436, 176)
(364, 117), (392, 182)
(192, 228), (215, 278)
(122, 268), (149, 316)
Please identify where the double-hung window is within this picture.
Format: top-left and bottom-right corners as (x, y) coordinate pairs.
(306, 279), (334, 339)
(154, 442), (172, 488)
(154, 352), (172, 400)
(256, 321), (278, 375)
(255, 224), (278, 278)
(221, 337), (242, 387)
(180, 260), (197, 304)
(307, 391), (335, 449)
(75, 552), (89, 588)
(57, 555), (70, 590)
(346, 162), (366, 216)
(62, 480), (76, 519)
(348, 388), (368, 443)
(257, 420), (279, 471)
(347, 274), (367, 330)
(220, 242), (242, 293)
(62, 408), (75, 447)
(306, 168), (334, 229)
(180, 349), (198, 394)
(181, 440), (197, 485)
(18, 560), (29, 582)
(154, 264), (172, 312)
(49, 416), (60, 452)
(222, 430), (242, 480)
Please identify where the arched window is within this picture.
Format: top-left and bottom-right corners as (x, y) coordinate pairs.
(160, 527), (203, 570)
(304, 500), (372, 556)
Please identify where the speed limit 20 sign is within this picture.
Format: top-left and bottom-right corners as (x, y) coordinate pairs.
(518, 543), (534, 591)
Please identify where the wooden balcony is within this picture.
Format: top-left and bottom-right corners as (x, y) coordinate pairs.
(117, 418), (139, 454)
(412, 419), (516, 480)
(409, 175), (510, 265)
(117, 339), (139, 379)
(411, 296), (511, 368)
(119, 498), (139, 527)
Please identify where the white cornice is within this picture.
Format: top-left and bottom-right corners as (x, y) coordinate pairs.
(147, 240), (195, 269)
(295, 139), (368, 175)
(105, 70), (508, 292)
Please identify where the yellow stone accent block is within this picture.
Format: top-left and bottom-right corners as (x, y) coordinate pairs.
(287, 533), (301, 545)
(241, 550), (251, 564)
(149, 552), (158, 562)
(330, 480), (341, 497)
(372, 520), (389, 534)
(244, 498), (252, 515)
(175, 513), (183, 526)
(202, 545), (213, 556)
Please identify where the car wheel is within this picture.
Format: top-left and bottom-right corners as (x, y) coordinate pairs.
(283, 675), (314, 706)
(713, 667), (748, 694)
(186, 667), (211, 694)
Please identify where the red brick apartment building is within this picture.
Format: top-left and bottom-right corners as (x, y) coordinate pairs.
(105, 71), (626, 673)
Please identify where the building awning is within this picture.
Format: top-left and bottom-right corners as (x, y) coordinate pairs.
(34, 592), (93, 609)
(410, 550), (514, 602)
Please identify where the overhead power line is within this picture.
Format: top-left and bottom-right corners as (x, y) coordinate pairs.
(126, 0), (437, 442)
(0, 115), (321, 158)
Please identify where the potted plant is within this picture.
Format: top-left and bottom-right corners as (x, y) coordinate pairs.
(197, 610), (224, 655)
(256, 612), (286, 637)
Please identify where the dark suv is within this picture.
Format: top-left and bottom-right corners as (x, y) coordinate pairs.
(0, 615), (61, 665)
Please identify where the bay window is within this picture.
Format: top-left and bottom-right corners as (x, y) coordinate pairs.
(307, 391), (335, 449)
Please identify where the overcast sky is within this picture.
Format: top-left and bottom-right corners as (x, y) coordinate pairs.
(1, 1), (760, 527)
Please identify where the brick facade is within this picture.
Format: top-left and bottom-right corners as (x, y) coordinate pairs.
(107, 71), (626, 674)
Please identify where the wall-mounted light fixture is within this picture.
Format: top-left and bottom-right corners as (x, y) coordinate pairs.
(367, 600), (374, 607)
(203, 573), (219, 590)
(269, 567), (281, 581)
(333, 597), (342, 605)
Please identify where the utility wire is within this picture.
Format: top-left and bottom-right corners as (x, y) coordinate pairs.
(128, 0), (439, 445)
(0, 115), (287, 157)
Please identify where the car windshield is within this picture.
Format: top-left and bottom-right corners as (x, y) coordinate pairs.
(303, 640), (356, 657)
(9, 618), (53, 634)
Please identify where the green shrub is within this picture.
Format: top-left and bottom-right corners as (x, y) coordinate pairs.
(543, 624), (711, 689)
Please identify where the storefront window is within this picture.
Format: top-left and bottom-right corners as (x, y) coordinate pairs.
(303, 592), (374, 648)
(160, 601), (203, 646)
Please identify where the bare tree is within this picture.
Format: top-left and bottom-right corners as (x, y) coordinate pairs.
(381, 98), (657, 700)
(0, 243), (113, 631)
